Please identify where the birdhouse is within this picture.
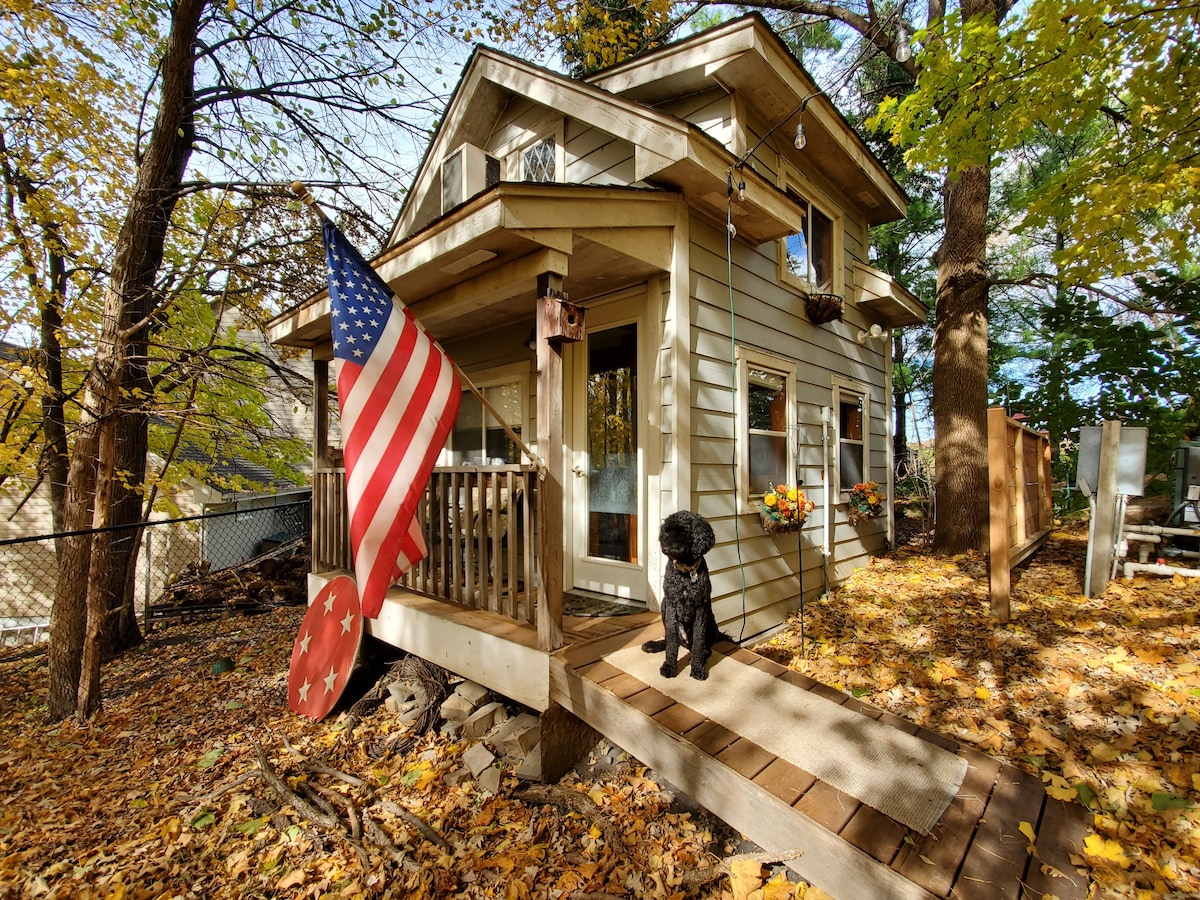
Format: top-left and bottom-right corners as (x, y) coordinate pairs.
(541, 292), (585, 344)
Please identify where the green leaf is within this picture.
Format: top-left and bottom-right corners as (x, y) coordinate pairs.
(198, 748), (224, 769)
(1151, 792), (1193, 811)
(1073, 783), (1097, 809)
(231, 815), (269, 835)
(190, 810), (216, 829)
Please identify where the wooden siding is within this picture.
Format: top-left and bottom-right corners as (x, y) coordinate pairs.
(686, 212), (890, 637)
(564, 121), (637, 186)
(656, 88), (733, 147)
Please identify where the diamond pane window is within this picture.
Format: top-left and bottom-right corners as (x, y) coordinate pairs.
(522, 137), (556, 183)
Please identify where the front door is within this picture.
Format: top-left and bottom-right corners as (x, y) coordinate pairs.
(568, 301), (646, 601)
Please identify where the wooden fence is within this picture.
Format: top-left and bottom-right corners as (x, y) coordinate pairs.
(987, 407), (1054, 620)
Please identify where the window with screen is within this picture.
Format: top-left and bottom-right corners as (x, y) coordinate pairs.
(834, 383), (867, 492)
(737, 347), (796, 511)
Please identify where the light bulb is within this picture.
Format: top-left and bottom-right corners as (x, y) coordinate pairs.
(895, 26), (912, 62)
(793, 122), (807, 150)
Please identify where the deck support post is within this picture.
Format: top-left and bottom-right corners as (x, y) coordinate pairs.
(536, 271), (566, 651)
(537, 702), (601, 783)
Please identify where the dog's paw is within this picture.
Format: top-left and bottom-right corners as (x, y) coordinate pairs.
(641, 639), (666, 654)
(659, 662), (677, 678)
(689, 667), (709, 681)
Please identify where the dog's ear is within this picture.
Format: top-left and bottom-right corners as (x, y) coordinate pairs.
(692, 513), (715, 557)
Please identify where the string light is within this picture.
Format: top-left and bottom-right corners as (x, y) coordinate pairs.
(793, 121), (807, 150)
(895, 24), (912, 62)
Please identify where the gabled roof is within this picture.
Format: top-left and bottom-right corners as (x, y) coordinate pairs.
(389, 48), (691, 245)
(390, 15), (908, 248)
(588, 14), (908, 219)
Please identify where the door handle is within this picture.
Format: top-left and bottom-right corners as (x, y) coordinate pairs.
(573, 466), (585, 478)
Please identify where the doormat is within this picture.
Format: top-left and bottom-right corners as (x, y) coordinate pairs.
(604, 645), (967, 834)
(564, 592), (646, 617)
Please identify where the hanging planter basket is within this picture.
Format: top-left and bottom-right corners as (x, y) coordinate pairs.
(760, 486), (815, 534)
(847, 481), (886, 526)
(760, 510), (804, 534)
(847, 508), (884, 527)
(806, 292), (844, 325)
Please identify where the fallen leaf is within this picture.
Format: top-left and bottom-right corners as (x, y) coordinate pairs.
(1082, 834), (1132, 868)
(1018, 820), (1037, 855)
(729, 858), (763, 900)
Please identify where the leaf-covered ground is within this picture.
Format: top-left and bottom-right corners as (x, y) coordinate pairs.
(0, 611), (796, 899)
(4, 527), (1198, 899)
(758, 527), (1200, 900)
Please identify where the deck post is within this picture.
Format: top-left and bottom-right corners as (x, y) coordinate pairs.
(987, 407), (1011, 621)
(313, 357), (330, 575)
(536, 272), (565, 651)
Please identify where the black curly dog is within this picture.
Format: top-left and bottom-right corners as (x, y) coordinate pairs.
(641, 510), (727, 680)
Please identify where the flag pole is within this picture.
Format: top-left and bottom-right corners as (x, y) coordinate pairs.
(290, 181), (544, 474)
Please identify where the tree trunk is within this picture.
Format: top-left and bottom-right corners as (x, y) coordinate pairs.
(931, 162), (991, 552)
(99, 371), (149, 659)
(50, 0), (204, 721)
(40, 233), (69, 536)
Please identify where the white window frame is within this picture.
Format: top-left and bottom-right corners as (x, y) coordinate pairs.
(832, 376), (870, 496)
(504, 119), (566, 184)
(778, 165), (843, 298)
(443, 365), (531, 466)
(736, 347), (797, 514)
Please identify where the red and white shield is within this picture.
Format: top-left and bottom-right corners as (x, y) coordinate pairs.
(288, 575), (364, 720)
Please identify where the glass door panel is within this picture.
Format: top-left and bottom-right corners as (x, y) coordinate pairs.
(586, 324), (638, 564)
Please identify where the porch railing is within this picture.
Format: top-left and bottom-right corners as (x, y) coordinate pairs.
(313, 465), (538, 625)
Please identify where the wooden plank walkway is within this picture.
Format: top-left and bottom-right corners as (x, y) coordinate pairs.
(551, 621), (1091, 900)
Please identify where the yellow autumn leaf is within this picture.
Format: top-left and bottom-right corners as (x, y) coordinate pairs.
(1082, 834), (1132, 868)
(275, 869), (306, 890)
(1018, 820), (1037, 855)
(1042, 773), (1076, 802)
(1029, 724), (1067, 754)
(760, 871), (797, 900)
(975, 686), (991, 700)
(729, 858), (764, 900)
(1193, 773), (1200, 791)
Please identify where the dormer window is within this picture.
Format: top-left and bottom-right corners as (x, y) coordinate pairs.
(522, 136), (556, 182)
(785, 199), (834, 292)
(779, 166), (842, 298)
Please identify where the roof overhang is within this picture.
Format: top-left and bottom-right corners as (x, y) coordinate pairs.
(269, 184), (685, 351)
(590, 15), (909, 226)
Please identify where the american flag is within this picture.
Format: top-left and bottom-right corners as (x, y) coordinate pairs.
(323, 221), (460, 618)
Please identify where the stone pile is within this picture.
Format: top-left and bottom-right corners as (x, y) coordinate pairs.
(436, 679), (544, 791)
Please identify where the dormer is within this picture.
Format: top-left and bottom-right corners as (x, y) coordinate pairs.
(441, 143), (501, 215)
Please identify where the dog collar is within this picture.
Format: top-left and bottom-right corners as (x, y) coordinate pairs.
(672, 559), (702, 581)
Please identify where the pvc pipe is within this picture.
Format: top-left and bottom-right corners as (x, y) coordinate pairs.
(1123, 561), (1200, 579)
(1122, 532), (1162, 543)
(1125, 524), (1200, 538)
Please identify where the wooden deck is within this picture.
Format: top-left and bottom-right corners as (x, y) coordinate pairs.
(551, 620), (1091, 900)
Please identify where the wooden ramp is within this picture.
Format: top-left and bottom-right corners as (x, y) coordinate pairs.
(551, 622), (1091, 900)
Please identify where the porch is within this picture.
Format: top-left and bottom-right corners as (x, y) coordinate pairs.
(301, 568), (1090, 900)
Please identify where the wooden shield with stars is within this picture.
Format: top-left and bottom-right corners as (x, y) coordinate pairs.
(288, 575), (364, 720)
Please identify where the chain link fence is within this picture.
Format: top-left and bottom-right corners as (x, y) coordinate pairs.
(0, 496), (311, 650)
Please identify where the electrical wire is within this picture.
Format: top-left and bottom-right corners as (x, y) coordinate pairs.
(726, 183), (749, 644)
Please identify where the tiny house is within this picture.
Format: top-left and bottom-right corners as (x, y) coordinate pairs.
(269, 13), (925, 730)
